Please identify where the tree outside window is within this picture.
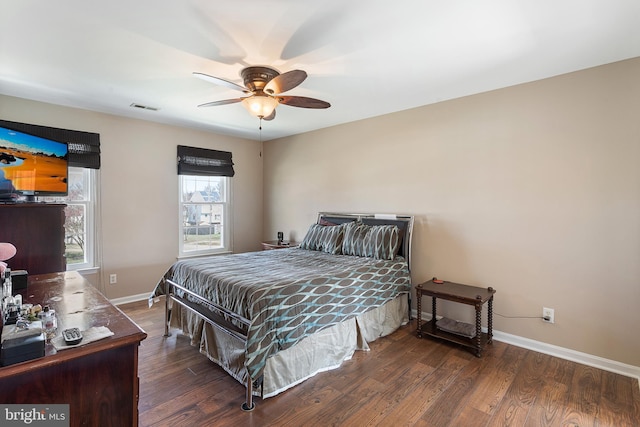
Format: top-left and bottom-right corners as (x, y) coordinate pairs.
(45, 167), (96, 270)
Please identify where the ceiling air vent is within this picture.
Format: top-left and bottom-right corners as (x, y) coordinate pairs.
(130, 103), (159, 111)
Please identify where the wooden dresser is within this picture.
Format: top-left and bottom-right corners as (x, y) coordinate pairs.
(0, 203), (66, 274)
(0, 272), (147, 426)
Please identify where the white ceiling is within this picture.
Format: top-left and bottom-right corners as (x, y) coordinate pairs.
(1, 1), (639, 141)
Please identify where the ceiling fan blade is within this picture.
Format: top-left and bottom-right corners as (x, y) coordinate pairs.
(278, 96), (330, 109)
(193, 72), (249, 93)
(197, 98), (243, 107)
(263, 109), (276, 121)
(264, 70), (307, 95)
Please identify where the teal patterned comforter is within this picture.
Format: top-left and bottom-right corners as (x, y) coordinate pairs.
(153, 248), (411, 381)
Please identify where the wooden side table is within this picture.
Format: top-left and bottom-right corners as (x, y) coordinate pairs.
(416, 279), (495, 357)
(261, 240), (297, 250)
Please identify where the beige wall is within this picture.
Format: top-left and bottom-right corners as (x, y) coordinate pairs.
(263, 58), (640, 367)
(0, 95), (263, 299)
(2, 57), (638, 368)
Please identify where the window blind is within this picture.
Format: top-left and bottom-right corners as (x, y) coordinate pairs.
(177, 145), (235, 177)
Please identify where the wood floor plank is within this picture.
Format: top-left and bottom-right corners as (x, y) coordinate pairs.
(419, 354), (485, 425)
(560, 409), (599, 427)
(546, 353), (576, 385)
(383, 353), (473, 425)
(346, 361), (452, 426)
(564, 363), (602, 421)
(523, 379), (569, 427)
(118, 299), (640, 427)
(463, 343), (527, 417)
(449, 406), (491, 427)
(596, 369), (639, 426)
(485, 350), (550, 426)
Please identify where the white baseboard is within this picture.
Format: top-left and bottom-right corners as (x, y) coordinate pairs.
(110, 292), (150, 306)
(413, 310), (640, 385)
(493, 330), (640, 383)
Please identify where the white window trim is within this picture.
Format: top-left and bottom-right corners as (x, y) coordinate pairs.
(66, 167), (98, 272)
(42, 167), (99, 273)
(178, 175), (233, 258)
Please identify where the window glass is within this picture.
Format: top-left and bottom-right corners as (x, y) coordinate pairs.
(179, 175), (230, 255)
(44, 167), (96, 270)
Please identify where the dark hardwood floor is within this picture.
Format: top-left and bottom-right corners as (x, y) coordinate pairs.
(120, 299), (640, 427)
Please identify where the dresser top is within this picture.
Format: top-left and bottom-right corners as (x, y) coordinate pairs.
(0, 271), (147, 377)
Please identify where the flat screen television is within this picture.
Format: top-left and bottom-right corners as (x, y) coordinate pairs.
(0, 125), (68, 201)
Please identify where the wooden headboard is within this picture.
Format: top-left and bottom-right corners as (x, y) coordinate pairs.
(316, 212), (415, 271)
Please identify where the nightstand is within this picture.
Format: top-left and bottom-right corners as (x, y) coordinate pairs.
(416, 279), (495, 357)
(261, 240), (297, 250)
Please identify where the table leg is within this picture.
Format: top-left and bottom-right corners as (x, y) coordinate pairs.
(431, 296), (437, 324)
(416, 288), (422, 337)
(488, 296), (493, 344)
(475, 303), (482, 357)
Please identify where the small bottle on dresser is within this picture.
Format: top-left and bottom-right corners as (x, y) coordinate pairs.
(40, 305), (57, 341)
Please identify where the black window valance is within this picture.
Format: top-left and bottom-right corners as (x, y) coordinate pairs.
(177, 145), (235, 177)
(0, 119), (101, 169)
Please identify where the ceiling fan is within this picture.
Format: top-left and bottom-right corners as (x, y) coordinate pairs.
(194, 66), (330, 121)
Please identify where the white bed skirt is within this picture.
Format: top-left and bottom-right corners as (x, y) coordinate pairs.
(168, 292), (409, 398)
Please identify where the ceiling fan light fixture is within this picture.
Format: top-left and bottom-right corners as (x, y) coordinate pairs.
(195, 66), (329, 120)
(241, 95), (279, 119)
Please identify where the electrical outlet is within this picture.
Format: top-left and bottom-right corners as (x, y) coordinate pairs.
(542, 307), (554, 323)
(109, 274), (117, 285)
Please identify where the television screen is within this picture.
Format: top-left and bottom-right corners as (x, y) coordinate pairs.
(0, 126), (68, 199)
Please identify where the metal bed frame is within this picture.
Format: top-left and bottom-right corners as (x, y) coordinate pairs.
(163, 279), (258, 410)
(162, 212), (414, 411)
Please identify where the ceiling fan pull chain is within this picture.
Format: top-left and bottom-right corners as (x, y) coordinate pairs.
(259, 117), (263, 157)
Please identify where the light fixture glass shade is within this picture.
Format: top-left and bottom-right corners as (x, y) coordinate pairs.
(241, 95), (279, 118)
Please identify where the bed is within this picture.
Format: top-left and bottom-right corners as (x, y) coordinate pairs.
(150, 212), (414, 410)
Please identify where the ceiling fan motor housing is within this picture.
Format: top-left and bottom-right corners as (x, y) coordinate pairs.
(241, 66), (280, 92)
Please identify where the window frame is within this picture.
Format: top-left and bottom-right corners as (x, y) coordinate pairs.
(178, 174), (232, 257)
(43, 166), (99, 273)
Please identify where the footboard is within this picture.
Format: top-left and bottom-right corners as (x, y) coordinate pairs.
(163, 278), (257, 411)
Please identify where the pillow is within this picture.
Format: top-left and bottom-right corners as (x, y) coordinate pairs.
(318, 218), (339, 227)
(341, 221), (370, 257)
(363, 224), (401, 260)
(299, 223), (345, 254)
(342, 222), (401, 260)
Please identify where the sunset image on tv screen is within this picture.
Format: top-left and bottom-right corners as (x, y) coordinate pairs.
(0, 126), (68, 195)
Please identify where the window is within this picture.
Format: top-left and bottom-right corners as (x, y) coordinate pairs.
(176, 145), (234, 257)
(179, 175), (231, 256)
(44, 167), (98, 271)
